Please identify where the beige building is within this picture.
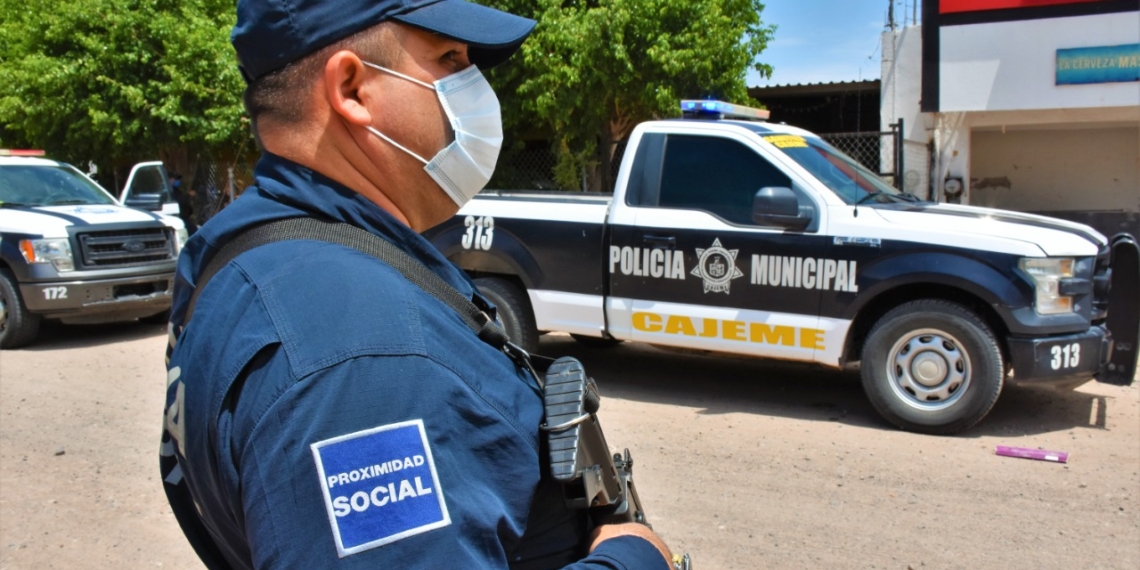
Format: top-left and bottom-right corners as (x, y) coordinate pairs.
(881, 0), (1139, 239)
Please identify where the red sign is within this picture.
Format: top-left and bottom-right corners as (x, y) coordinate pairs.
(941, 0), (1112, 14)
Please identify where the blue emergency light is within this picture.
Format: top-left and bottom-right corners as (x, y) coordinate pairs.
(680, 100), (770, 121)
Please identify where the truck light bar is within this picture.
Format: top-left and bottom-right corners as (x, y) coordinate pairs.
(0, 149), (46, 156)
(681, 100), (770, 121)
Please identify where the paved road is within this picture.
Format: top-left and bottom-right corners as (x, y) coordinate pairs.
(1, 322), (1137, 569)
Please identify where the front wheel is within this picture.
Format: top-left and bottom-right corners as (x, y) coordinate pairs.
(860, 299), (1004, 434)
(473, 277), (539, 355)
(0, 269), (42, 349)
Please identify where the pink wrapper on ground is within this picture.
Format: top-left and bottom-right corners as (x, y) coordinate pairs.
(994, 445), (1069, 463)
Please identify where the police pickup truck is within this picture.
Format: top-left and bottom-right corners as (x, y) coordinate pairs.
(0, 150), (188, 349)
(424, 101), (1139, 434)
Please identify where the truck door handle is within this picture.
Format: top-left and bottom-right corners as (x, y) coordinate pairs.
(643, 234), (676, 248)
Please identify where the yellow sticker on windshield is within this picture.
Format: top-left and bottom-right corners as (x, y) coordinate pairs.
(764, 135), (808, 148)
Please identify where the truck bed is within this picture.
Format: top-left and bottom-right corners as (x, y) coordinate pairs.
(426, 191), (615, 336)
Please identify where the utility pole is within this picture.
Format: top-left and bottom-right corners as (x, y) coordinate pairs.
(888, 0), (896, 30)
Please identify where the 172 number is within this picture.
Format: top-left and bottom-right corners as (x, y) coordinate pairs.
(42, 286), (68, 300)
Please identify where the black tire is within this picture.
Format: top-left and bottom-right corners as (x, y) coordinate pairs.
(569, 333), (624, 349)
(474, 277), (539, 355)
(139, 309), (171, 325)
(0, 269), (42, 349)
(860, 299), (1003, 434)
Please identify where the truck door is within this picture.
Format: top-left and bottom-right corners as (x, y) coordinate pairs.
(120, 162), (178, 217)
(609, 130), (836, 363)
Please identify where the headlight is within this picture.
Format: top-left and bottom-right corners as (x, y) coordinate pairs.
(1019, 257), (1074, 315)
(19, 238), (75, 272)
(174, 227), (189, 255)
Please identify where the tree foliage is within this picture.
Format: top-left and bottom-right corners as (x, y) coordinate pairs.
(482, 0), (775, 191)
(0, 0), (774, 194)
(0, 0), (248, 187)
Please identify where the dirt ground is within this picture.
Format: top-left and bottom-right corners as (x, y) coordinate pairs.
(1, 322), (1137, 569)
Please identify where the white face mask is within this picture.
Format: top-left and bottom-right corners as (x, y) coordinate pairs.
(362, 62), (503, 208)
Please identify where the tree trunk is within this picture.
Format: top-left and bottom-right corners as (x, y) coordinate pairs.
(598, 131), (613, 193)
(603, 112), (634, 194)
(158, 145), (198, 194)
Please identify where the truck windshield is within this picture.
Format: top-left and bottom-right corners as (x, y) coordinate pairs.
(761, 133), (916, 205)
(0, 165), (117, 207)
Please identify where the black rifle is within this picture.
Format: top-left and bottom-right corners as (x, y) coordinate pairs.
(542, 356), (692, 570)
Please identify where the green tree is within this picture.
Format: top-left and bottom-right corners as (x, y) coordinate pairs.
(0, 0), (248, 189)
(482, 0), (775, 191)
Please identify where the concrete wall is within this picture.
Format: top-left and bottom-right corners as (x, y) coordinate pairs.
(940, 11), (1140, 112)
(882, 26), (935, 198)
(881, 26), (931, 141)
(970, 126), (1140, 213)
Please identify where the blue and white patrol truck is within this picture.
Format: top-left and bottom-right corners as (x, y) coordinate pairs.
(425, 101), (1139, 434)
(0, 150), (188, 349)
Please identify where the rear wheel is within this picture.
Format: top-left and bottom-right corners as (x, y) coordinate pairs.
(474, 277), (538, 355)
(0, 269), (42, 349)
(860, 299), (1003, 434)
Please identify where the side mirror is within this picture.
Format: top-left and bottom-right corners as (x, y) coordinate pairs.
(124, 193), (164, 212)
(753, 186), (811, 230)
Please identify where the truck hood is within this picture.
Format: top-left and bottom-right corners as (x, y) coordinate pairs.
(872, 203), (1107, 257)
(0, 204), (171, 236)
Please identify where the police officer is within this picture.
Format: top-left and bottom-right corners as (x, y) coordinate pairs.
(169, 173), (197, 234)
(160, 0), (673, 568)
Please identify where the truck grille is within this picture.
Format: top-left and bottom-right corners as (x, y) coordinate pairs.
(76, 227), (174, 269)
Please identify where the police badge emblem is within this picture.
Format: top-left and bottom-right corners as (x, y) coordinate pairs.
(691, 238), (743, 294)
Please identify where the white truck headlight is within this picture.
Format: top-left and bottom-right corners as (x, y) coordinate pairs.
(19, 238), (75, 272)
(174, 227), (189, 255)
(1019, 257), (1074, 315)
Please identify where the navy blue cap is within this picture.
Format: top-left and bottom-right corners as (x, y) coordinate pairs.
(232, 0), (536, 82)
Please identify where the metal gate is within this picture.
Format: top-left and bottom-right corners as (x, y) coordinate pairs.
(820, 120), (905, 190)
(187, 154), (257, 227)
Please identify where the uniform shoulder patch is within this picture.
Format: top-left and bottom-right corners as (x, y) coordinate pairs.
(311, 419), (450, 557)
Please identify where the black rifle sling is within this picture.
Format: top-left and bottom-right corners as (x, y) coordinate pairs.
(186, 217), (513, 351)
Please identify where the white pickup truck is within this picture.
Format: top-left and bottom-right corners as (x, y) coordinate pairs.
(0, 151), (188, 348)
(424, 101), (1139, 434)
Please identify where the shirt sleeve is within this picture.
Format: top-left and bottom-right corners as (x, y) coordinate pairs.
(567, 536), (672, 570)
(228, 347), (665, 570)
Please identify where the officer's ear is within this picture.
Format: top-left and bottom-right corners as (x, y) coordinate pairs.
(324, 51), (373, 127)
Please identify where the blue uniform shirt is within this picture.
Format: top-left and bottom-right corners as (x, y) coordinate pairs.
(160, 154), (666, 570)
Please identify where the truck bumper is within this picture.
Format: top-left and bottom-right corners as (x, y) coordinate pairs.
(1099, 233), (1139, 385)
(1007, 325), (1115, 386)
(20, 273), (173, 323)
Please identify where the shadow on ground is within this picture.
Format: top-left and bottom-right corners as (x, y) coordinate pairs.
(10, 326), (1120, 437)
(538, 335), (1124, 438)
(16, 320), (166, 352)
